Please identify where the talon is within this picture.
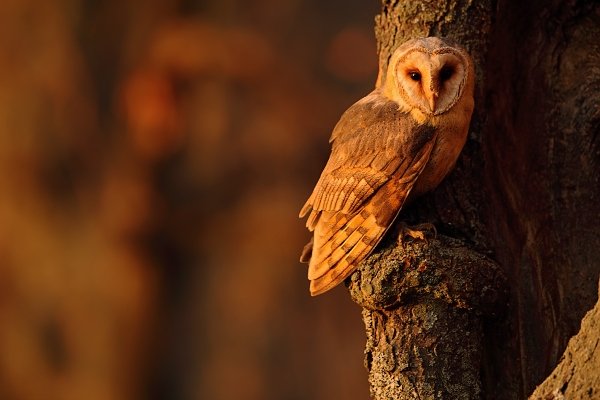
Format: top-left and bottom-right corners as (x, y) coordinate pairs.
(396, 222), (436, 245)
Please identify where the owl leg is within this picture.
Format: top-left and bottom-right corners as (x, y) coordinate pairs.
(396, 222), (437, 245)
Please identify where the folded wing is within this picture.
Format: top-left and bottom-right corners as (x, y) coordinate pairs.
(300, 91), (436, 296)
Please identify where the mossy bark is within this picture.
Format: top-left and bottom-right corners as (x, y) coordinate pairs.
(351, 0), (600, 399)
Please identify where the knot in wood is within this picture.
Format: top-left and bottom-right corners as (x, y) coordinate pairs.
(347, 234), (506, 314)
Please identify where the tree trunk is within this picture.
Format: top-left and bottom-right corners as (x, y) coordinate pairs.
(350, 1), (600, 399)
(529, 281), (600, 399)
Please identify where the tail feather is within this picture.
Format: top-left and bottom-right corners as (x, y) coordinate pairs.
(310, 223), (384, 296)
(299, 238), (313, 263)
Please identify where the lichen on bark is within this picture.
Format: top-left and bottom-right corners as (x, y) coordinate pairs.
(348, 235), (506, 399)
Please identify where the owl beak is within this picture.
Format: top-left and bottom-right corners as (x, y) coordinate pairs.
(426, 71), (440, 113)
(428, 92), (438, 113)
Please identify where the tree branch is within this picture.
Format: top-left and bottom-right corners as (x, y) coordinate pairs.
(348, 235), (506, 399)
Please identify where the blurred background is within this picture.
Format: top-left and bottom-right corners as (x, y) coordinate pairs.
(0, 0), (380, 399)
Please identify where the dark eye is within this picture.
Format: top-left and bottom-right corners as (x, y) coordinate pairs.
(408, 71), (421, 81)
(440, 66), (453, 82)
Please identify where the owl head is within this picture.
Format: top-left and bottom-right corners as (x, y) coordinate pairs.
(382, 37), (474, 116)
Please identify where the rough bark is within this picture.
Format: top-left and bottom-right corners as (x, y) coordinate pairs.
(529, 281), (600, 399)
(483, 0), (600, 397)
(348, 235), (506, 399)
(350, 0), (600, 399)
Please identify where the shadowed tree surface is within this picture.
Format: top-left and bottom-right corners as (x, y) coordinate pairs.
(347, 0), (600, 398)
(530, 281), (600, 399)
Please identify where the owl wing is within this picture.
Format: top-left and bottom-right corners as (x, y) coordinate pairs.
(299, 92), (436, 296)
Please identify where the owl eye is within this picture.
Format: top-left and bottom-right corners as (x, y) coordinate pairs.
(440, 66), (454, 82)
(408, 71), (421, 81)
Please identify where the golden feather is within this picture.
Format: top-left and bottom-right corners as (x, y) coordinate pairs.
(300, 37), (475, 296)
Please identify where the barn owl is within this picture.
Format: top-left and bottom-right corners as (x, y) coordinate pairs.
(299, 37), (475, 296)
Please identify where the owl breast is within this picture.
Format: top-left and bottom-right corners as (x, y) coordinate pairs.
(408, 107), (470, 201)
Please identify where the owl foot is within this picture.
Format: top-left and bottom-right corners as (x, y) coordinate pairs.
(396, 222), (437, 245)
